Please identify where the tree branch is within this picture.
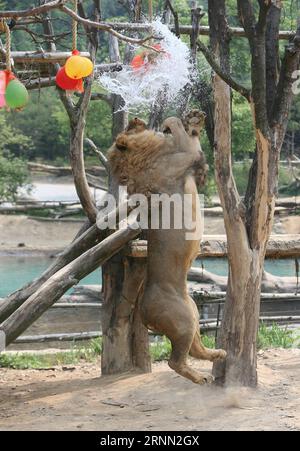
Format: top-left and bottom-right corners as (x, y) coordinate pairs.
(85, 138), (109, 172)
(165, 0), (180, 37)
(272, 24), (300, 128)
(0, 0), (67, 18)
(59, 4), (157, 50)
(0, 0), (156, 50)
(90, 92), (113, 104)
(197, 40), (251, 101)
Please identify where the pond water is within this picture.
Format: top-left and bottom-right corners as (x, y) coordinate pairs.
(0, 256), (296, 298)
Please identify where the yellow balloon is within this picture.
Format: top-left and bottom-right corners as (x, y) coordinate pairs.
(65, 55), (94, 80)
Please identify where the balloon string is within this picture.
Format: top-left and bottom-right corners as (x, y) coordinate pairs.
(4, 21), (11, 72)
(149, 0), (153, 22)
(72, 0), (78, 51)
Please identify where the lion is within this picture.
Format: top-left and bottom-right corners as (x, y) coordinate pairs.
(108, 111), (227, 384)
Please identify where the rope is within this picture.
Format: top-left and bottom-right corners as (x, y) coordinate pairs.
(0, 19), (6, 34)
(72, 0), (78, 51)
(149, 0), (153, 22)
(4, 21), (11, 72)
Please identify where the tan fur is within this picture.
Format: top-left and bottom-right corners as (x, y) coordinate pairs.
(108, 111), (226, 384)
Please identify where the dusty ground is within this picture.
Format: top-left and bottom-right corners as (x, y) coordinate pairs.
(0, 215), (81, 253)
(0, 349), (299, 431)
(281, 216), (300, 235)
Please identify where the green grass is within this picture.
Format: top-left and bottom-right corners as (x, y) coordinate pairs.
(1, 326), (299, 369)
(0, 338), (103, 370)
(257, 323), (299, 350)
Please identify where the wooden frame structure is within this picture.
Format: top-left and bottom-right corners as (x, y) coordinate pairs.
(0, 0), (299, 387)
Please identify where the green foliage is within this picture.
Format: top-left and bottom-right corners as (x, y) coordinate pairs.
(0, 112), (31, 201)
(0, 152), (30, 201)
(5, 88), (113, 162)
(232, 161), (295, 196)
(0, 326), (298, 370)
(257, 323), (297, 350)
(0, 0), (298, 179)
(232, 95), (256, 158)
(150, 337), (172, 361)
(0, 338), (103, 370)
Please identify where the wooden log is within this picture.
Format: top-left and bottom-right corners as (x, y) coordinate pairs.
(28, 162), (107, 179)
(0, 202), (128, 324)
(0, 220), (141, 346)
(11, 316), (300, 345)
(21, 64), (123, 90)
(86, 173), (108, 191)
(0, 203), (82, 214)
(0, 50), (90, 65)
(128, 235), (300, 259)
(50, 303), (101, 309)
(191, 291), (300, 302)
(104, 22), (294, 40)
(188, 268), (298, 293)
(14, 331), (101, 344)
(202, 206), (299, 217)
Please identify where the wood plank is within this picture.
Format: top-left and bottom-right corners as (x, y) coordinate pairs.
(104, 22), (294, 40)
(128, 235), (300, 259)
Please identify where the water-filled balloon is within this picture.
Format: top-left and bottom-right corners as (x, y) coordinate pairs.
(0, 71), (6, 108)
(56, 66), (84, 92)
(5, 79), (29, 109)
(65, 50), (93, 80)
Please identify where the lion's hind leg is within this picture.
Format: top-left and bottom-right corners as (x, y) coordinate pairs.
(169, 333), (213, 385)
(187, 296), (227, 363)
(189, 331), (227, 362)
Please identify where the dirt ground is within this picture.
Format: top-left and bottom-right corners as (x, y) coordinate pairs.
(0, 349), (299, 431)
(0, 215), (81, 253)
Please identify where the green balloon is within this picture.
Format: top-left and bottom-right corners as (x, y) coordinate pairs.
(5, 80), (29, 109)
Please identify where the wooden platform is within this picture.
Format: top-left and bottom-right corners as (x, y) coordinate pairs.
(128, 235), (300, 259)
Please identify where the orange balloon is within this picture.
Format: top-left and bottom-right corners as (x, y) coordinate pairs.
(65, 50), (94, 80)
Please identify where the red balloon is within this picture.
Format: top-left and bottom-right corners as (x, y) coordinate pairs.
(130, 44), (167, 72)
(131, 54), (146, 70)
(56, 67), (84, 92)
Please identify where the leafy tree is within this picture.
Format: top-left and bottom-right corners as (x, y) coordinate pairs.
(0, 112), (31, 201)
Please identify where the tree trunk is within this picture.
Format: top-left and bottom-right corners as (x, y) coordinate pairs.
(208, 0), (299, 386)
(101, 257), (151, 375)
(101, 10), (150, 375)
(213, 250), (264, 386)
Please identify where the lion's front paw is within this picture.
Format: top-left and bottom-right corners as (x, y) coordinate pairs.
(126, 118), (148, 134)
(196, 374), (214, 385)
(182, 109), (206, 137)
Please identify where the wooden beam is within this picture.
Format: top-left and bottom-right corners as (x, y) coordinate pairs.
(104, 22), (295, 40)
(14, 331), (101, 344)
(28, 162), (107, 178)
(0, 50), (90, 65)
(128, 235), (300, 259)
(0, 220), (141, 346)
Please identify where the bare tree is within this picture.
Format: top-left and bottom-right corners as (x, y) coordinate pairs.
(202, 0), (300, 386)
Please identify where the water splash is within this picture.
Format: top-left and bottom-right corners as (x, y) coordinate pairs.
(98, 19), (193, 113)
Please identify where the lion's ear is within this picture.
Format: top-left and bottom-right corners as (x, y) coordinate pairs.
(115, 135), (128, 152)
